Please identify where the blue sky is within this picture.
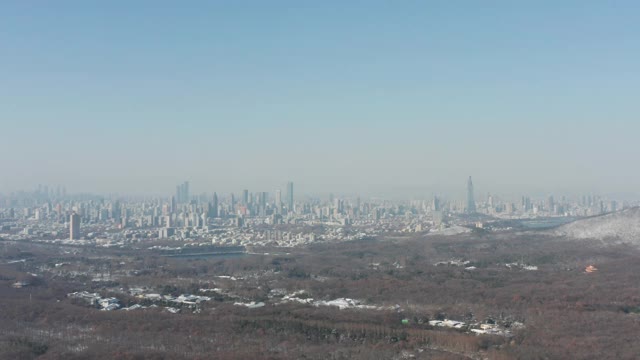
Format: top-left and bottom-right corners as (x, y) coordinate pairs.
(1, 1), (639, 197)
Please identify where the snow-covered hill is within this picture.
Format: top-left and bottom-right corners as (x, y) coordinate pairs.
(551, 207), (640, 245)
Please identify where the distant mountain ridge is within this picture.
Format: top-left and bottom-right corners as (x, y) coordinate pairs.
(551, 207), (640, 245)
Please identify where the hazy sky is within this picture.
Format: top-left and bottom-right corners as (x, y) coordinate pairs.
(1, 1), (639, 198)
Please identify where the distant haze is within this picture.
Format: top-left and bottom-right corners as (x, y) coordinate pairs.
(2, 2), (639, 197)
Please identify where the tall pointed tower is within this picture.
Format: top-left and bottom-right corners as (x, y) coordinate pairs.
(466, 176), (476, 214)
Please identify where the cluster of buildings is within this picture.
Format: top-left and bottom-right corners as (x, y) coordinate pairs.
(0, 178), (637, 248)
(67, 289), (213, 313)
(428, 319), (518, 337)
(67, 291), (121, 311)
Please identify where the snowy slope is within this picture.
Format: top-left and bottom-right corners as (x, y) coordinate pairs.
(552, 207), (640, 245)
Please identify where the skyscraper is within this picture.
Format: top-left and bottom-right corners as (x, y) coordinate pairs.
(211, 192), (219, 218)
(286, 181), (294, 212)
(259, 192), (268, 208)
(171, 196), (177, 214)
(466, 176), (476, 214)
(275, 190), (282, 213)
(242, 189), (249, 205)
(70, 212), (80, 240)
(176, 181), (190, 203)
(433, 196), (441, 211)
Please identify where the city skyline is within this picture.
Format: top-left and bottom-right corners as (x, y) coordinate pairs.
(4, 173), (627, 249)
(3, 177), (638, 205)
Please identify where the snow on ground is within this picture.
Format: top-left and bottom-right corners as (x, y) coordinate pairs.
(275, 290), (392, 311)
(313, 298), (378, 310)
(552, 207), (640, 245)
(234, 301), (265, 309)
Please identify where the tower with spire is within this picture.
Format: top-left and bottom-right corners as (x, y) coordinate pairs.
(466, 176), (476, 214)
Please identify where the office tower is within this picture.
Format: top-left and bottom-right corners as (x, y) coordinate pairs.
(433, 196), (440, 211)
(176, 181), (190, 203)
(286, 181), (294, 211)
(211, 192), (219, 218)
(111, 201), (121, 220)
(242, 189), (249, 205)
(259, 192), (268, 208)
(275, 190), (282, 213)
(466, 176), (476, 214)
(70, 212), (80, 240)
(334, 198), (344, 214)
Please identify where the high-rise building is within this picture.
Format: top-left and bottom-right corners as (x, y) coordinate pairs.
(259, 192), (268, 217)
(466, 176), (476, 214)
(242, 189), (249, 205)
(286, 181), (294, 211)
(70, 212), (80, 240)
(259, 192), (268, 208)
(201, 212), (208, 228)
(275, 190), (282, 213)
(433, 196), (441, 211)
(211, 192), (219, 218)
(176, 181), (190, 203)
